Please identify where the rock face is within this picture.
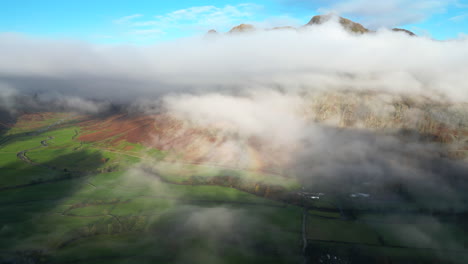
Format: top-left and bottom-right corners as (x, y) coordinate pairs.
(307, 14), (369, 34)
(392, 28), (416, 36)
(229, 24), (255, 33)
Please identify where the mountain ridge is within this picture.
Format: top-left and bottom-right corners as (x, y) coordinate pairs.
(208, 14), (416, 36)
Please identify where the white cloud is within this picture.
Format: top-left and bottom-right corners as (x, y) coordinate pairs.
(319, 0), (450, 27)
(118, 3), (261, 36)
(450, 13), (468, 22)
(164, 91), (306, 146)
(113, 14), (143, 25)
(455, 0), (468, 8)
(1, 20), (468, 103)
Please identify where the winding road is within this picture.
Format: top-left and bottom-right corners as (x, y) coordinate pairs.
(16, 136), (55, 169)
(302, 207), (308, 264)
(13, 116), (73, 169)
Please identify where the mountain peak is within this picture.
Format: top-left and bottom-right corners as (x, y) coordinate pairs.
(307, 14), (369, 34)
(392, 28), (416, 36)
(229, 24), (255, 33)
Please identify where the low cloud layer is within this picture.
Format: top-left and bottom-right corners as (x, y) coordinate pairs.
(163, 91), (305, 146)
(0, 19), (467, 108)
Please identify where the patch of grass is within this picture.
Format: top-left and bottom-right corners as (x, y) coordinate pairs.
(0, 153), (63, 187)
(307, 215), (381, 245)
(154, 161), (301, 191)
(308, 209), (341, 218)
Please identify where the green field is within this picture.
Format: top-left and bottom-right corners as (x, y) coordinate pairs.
(1, 113), (467, 263)
(0, 114), (303, 263)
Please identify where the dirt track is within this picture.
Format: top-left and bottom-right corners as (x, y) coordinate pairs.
(16, 136), (54, 169)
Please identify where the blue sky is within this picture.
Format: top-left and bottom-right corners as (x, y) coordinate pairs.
(1, 0), (468, 44)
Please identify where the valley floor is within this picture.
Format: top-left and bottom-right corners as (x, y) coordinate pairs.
(0, 113), (467, 264)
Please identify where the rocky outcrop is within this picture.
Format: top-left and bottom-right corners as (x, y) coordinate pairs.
(306, 14), (369, 34)
(229, 24), (255, 33)
(392, 28), (416, 36)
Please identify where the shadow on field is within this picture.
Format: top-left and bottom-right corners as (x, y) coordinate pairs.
(294, 125), (468, 213)
(0, 150), (105, 263)
(0, 109), (17, 139)
(291, 126), (468, 264)
(0, 115), (84, 148)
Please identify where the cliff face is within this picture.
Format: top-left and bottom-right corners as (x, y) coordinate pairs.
(306, 91), (468, 146)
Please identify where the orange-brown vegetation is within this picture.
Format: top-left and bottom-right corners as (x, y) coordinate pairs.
(14, 112), (69, 130)
(77, 113), (291, 173)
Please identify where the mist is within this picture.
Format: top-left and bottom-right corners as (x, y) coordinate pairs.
(1, 19), (468, 105)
